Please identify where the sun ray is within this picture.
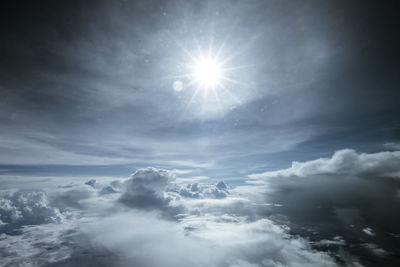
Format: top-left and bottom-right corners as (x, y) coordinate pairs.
(172, 31), (252, 119)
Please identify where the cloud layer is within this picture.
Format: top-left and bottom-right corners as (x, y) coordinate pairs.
(248, 149), (400, 266)
(1, 149), (400, 266)
(249, 149), (400, 179)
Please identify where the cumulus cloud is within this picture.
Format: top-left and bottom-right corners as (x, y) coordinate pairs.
(2, 153), (400, 266)
(0, 171), (339, 267)
(176, 181), (229, 199)
(118, 167), (176, 210)
(0, 190), (64, 234)
(249, 149), (400, 179)
(49, 184), (96, 210)
(248, 149), (400, 265)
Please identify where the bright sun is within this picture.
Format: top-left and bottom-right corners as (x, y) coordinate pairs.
(173, 40), (244, 117)
(193, 58), (222, 88)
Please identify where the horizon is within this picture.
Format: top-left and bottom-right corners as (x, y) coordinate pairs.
(1, 1), (400, 266)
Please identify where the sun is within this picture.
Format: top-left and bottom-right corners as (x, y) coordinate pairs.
(172, 39), (246, 118)
(193, 57), (222, 88)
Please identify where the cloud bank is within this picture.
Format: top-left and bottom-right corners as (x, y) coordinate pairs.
(249, 149), (400, 179)
(248, 149), (400, 266)
(1, 149), (400, 266)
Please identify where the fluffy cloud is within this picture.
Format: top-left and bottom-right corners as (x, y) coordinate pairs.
(249, 149), (400, 179)
(49, 184), (96, 210)
(0, 190), (64, 234)
(118, 167), (175, 210)
(2, 153), (400, 266)
(248, 149), (400, 266)
(0, 172), (339, 267)
(177, 181), (229, 199)
(81, 212), (337, 267)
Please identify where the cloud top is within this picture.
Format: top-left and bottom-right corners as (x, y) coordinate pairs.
(249, 149), (400, 179)
(0, 190), (63, 234)
(119, 167), (175, 210)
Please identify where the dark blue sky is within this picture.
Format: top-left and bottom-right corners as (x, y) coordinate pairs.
(0, 0), (399, 180)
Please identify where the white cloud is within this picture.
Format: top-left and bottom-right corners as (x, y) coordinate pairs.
(82, 212), (337, 267)
(4, 155), (400, 266)
(0, 190), (64, 234)
(249, 149), (400, 179)
(0, 172), (338, 266)
(176, 181), (229, 199)
(362, 227), (375, 236)
(0, 167), (339, 267)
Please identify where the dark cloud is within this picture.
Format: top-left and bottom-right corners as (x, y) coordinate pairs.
(249, 149), (400, 266)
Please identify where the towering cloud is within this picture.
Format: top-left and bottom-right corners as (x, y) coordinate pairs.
(119, 167), (175, 209)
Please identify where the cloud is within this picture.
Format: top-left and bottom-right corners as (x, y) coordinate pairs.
(118, 167), (176, 210)
(85, 179), (97, 187)
(49, 184), (96, 210)
(362, 227), (375, 236)
(99, 185), (118, 195)
(0, 222), (76, 266)
(0, 168), (339, 267)
(249, 149), (400, 179)
(81, 212), (337, 267)
(248, 149), (400, 265)
(2, 155), (400, 266)
(176, 181), (229, 199)
(0, 190), (64, 234)
(384, 142), (400, 151)
(85, 179), (118, 195)
(362, 243), (389, 257)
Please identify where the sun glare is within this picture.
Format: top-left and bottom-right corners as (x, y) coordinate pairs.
(173, 39), (244, 118)
(193, 58), (222, 88)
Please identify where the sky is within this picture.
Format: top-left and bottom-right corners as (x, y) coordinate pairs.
(1, 0), (399, 179)
(1, 0), (400, 266)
